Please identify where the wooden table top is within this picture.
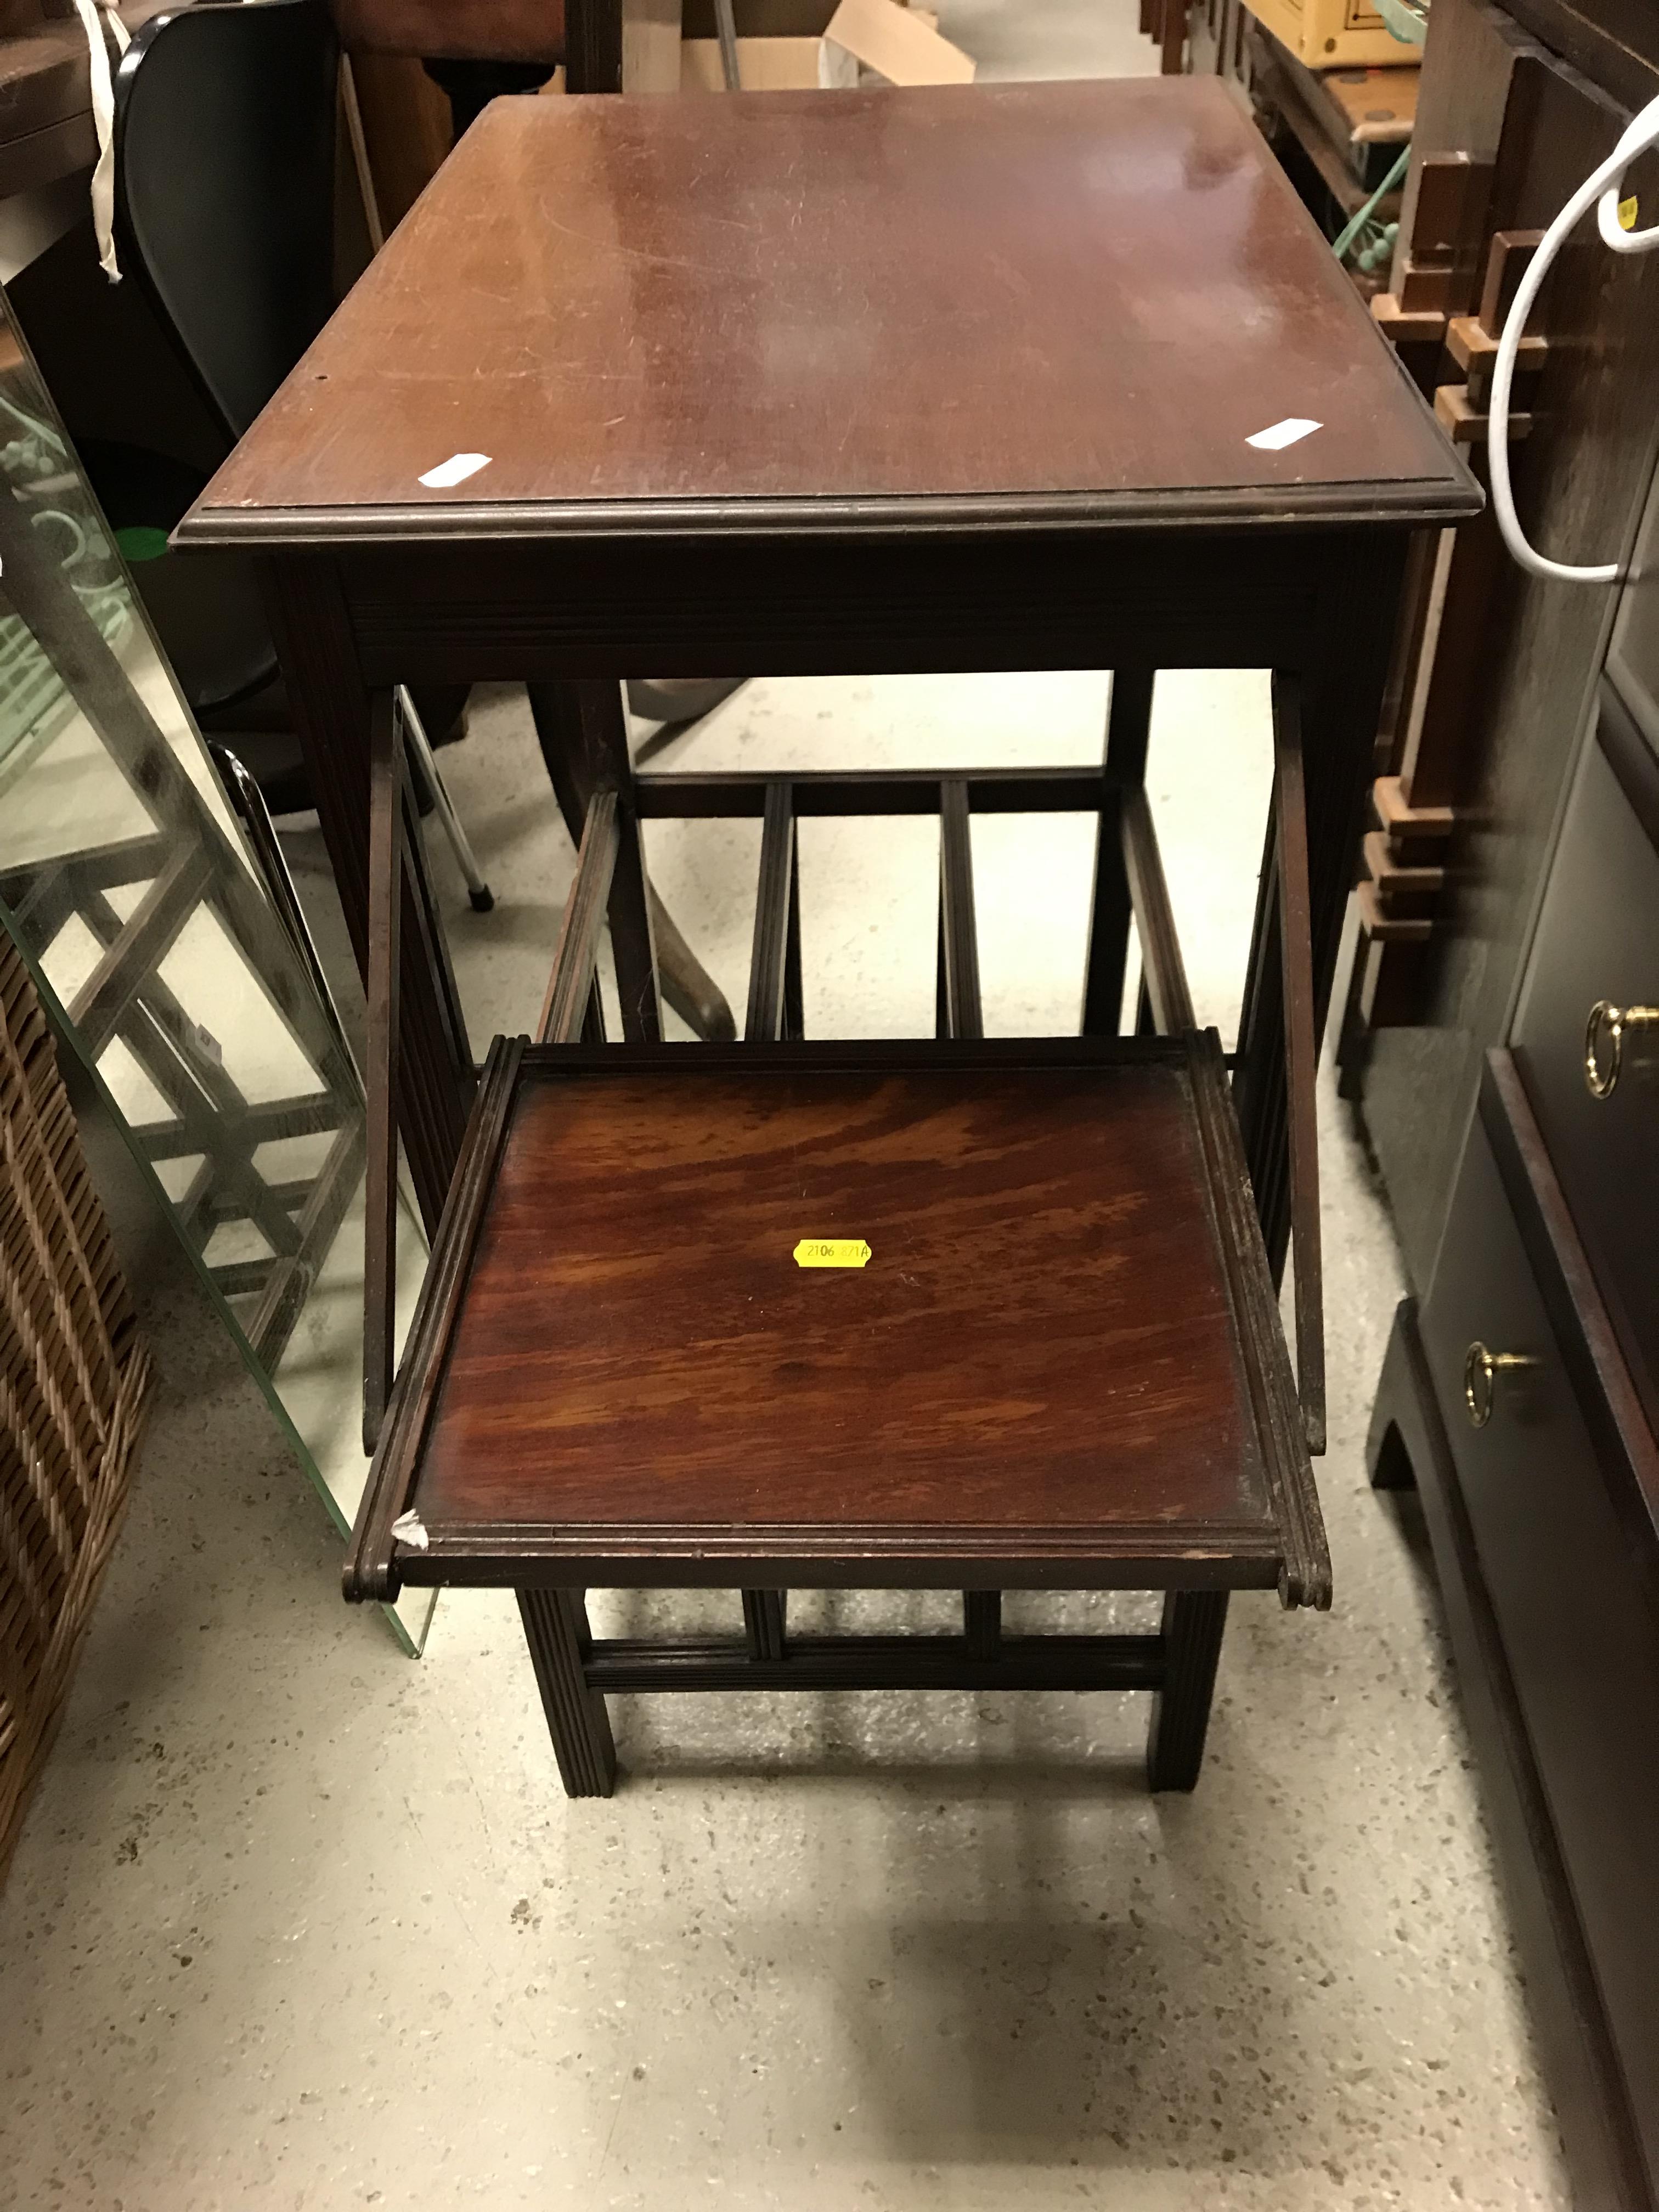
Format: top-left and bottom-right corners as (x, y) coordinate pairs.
(182, 77), (1475, 549)
(395, 1051), (1303, 1587)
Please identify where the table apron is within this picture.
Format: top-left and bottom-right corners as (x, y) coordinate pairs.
(309, 527), (1390, 685)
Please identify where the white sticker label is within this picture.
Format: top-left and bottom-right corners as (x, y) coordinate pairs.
(1246, 417), (1322, 452)
(417, 452), (492, 488)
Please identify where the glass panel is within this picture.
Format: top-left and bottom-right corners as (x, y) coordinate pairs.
(0, 290), (433, 1651)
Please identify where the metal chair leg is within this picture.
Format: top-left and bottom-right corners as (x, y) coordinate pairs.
(712, 0), (742, 88)
(207, 740), (360, 1084)
(395, 684), (494, 913)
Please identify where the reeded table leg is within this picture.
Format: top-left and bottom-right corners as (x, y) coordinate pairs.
(263, 559), (475, 1235)
(518, 1588), (617, 1798)
(1234, 538), (1408, 1274)
(1081, 662), (1155, 1037)
(1146, 1589), (1229, 1791)
(741, 1589), (788, 1660)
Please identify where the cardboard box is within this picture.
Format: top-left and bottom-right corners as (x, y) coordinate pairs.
(680, 0), (973, 93)
(1244, 0), (1411, 70)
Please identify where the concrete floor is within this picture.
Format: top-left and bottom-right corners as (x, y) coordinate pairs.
(0, 8), (1575, 2209)
(0, 662), (1575, 2212)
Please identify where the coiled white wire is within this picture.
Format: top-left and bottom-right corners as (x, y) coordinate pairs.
(1488, 89), (1659, 584)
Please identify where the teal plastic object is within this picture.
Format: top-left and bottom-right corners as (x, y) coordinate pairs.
(1374, 0), (1427, 46)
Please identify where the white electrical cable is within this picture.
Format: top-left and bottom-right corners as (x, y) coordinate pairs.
(1489, 89), (1659, 584)
(70, 0), (130, 281)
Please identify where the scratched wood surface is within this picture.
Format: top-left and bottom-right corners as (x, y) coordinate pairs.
(184, 77), (1469, 529)
(411, 1058), (1277, 1536)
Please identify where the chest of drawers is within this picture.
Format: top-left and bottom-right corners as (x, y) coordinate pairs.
(1370, 620), (1659, 2212)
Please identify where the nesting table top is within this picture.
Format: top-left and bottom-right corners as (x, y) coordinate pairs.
(182, 77), (1475, 548)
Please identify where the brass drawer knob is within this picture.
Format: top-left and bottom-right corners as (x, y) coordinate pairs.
(1463, 1341), (1536, 1428)
(1584, 1000), (1659, 1099)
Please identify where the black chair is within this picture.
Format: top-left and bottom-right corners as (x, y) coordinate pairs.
(101, 0), (332, 781)
(101, 0), (732, 1030)
(100, 0), (500, 911)
(116, 0), (337, 451)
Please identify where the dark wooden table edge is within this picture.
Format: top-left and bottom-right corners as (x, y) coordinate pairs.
(510, 1034), (1199, 1075)
(345, 1034), (523, 1604)
(1186, 1026), (1330, 1610)
(174, 478), (1481, 552)
(343, 1030), (1319, 1608)
(390, 1532), (1289, 1592)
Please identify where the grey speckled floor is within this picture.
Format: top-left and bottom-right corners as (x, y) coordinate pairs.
(0, 8), (1573, 2209)
(0, 663), (1574, 2211)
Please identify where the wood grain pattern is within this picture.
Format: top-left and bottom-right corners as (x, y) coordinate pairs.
(410, 1051), (1281, 1551)
(182, 80), (1471, 538)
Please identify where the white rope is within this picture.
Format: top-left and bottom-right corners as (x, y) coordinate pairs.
(69, 0), (131, 282)
(1489, 90), (1659, 585)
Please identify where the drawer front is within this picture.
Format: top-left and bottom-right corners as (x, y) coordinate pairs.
(1420, 1110), (1659, 2170)
(1513, 687), (1659, 1435)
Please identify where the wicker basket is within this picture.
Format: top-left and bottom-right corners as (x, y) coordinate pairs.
(0, 932), (150, 1883)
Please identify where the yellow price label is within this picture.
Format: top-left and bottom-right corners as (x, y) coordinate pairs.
(793, 1238), (871, 1269)
(1619, 194), (1640, 231)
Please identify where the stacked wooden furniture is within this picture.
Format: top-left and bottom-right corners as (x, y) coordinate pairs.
(1171, 0), (1417, 264)
(1354, 0), (1659, 2203)
(1340, 0), (1659, 1276)
(0, 929), (150, 1880)
(177, 78), (1474, 1802)
(1353, 207), (1549, 1024)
